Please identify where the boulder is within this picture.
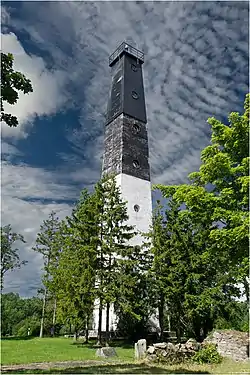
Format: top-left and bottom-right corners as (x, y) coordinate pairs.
(153, 342), (167, 349)
(96, 346), (117, 358)
(185, 338), (200, 351)
(147, 345), (155, 354)
(146, 354), (158, 362)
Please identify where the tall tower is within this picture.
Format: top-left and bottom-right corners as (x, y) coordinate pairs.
(92, 42), (152, 333)
(102, 42), (152, 247)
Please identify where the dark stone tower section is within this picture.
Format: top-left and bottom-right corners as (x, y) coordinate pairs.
(103, 42), (150, 181)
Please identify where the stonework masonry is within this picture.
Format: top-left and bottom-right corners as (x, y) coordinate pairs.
(102, 114), (150, 181)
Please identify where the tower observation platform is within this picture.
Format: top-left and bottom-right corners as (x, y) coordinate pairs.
(109, 42), (144, 67)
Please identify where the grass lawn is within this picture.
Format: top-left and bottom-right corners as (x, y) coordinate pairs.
(1, 337), (134, 365)
(1, 337), (250, 374)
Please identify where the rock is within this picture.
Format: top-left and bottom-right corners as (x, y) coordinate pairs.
(153, 342), (167, 349)
(166, 342), (177, 351)
(147, 345), (155, 354)
(146, 354), (158, 362)
(135, 339), (147, 359)
(185, 338), (200, 351)
(95, 346), (117, 358)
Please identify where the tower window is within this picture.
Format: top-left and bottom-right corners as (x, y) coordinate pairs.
(131, 91), (139, 100)
(134, 204), (140, 212)
(133, 123), (140, 133)
(133, 160), (140, 168)
(131, 64), (138, 72)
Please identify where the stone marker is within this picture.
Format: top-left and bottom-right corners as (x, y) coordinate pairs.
(135, 339), (147, 359)
(96, 346), (117, 358)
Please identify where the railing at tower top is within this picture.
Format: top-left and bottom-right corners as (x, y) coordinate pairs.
(109, 42), (144, 66)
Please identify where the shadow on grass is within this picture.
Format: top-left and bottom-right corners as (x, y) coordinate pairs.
(2, 363), (210, 374)
(1, 336), (34, 341)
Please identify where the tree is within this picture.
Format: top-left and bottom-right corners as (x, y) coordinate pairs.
(187, 93), (249, 300)
(1, 225), (27, 290)
(1, 52), (33, 127)
(51, 191), (99, 342)
(147, 200), (170, 341)
(93, 174), (136, 345)
(51, 175), (138, 345)
(32, 211), (61, 337)
(153, 94), (250, 339)
(1, 293), (42, 337)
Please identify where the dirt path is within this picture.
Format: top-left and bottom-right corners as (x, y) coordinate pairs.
(1, 360), (115, 373)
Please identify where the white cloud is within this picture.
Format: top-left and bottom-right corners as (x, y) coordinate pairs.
(1, 32), (68, 139)
(1, 161), (74, 296)
(1, 2), (248, 296)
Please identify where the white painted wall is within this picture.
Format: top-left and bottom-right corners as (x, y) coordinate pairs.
(116, 173), (152, 246)
(92, 300), (118, 332)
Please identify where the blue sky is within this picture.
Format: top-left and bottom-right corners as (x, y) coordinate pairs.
(1, 1), (249, 297)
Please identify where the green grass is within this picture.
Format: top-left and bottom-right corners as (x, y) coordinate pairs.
(1, 337), (249, 374)
(1, 337), (134, 365)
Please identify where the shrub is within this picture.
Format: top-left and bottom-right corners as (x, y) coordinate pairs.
(192, 343), (222, 364)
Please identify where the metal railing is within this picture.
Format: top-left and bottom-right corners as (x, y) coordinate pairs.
(109, 42), (144, 66)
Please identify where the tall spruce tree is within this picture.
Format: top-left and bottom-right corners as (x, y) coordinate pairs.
(32, 211), (61, 337)
(52, 191), (99, 342)
(93, 174), (136, 345)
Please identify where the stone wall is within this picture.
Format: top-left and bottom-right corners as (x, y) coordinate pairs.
(146, 339), (200, 364)
(204, 330), (249, 362)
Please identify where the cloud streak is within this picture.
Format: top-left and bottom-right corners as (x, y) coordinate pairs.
(1, 1), (248, 296)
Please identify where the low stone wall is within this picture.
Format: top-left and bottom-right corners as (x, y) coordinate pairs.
(204, 330), (249, 362)
(146, 338), (200, 364)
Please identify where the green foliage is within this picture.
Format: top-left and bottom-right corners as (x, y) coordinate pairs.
(1, 293), (43, 336)
(214, 301), (249, 332)
(192, 343), (222, 364)
(152, 94), (249, 340)
(1, 225), (27, 290)
(1, 52), (33, 127)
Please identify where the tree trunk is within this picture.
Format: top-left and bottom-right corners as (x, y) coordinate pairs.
(105, 302), (110, 346)
(243, 277), (249, 302)
(73, 323), (79, 342)
(158, 295), (165, 341)
(51, 297), (57, 336)
(85, 315), (89, 343)
(176, 313), (181, 342)
(97, 299), (103, 346)
(40, 288), (47, 338)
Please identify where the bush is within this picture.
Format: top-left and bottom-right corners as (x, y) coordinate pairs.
(192, 343), (222, 364)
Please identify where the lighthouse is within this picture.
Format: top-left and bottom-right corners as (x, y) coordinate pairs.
(103, 42), (152, 247)
(93, 42), (152, 332)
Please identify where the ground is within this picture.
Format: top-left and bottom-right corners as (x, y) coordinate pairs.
(1, 337), (250, 374)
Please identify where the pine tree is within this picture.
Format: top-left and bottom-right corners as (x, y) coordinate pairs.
(93, 174), (136, 345)
(50, 191), (99, 342)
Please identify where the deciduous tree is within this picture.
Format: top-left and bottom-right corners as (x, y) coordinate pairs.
(1, 52), (33, 127)
(1, 225), (27, 290)
(32, 211), (61, 337)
